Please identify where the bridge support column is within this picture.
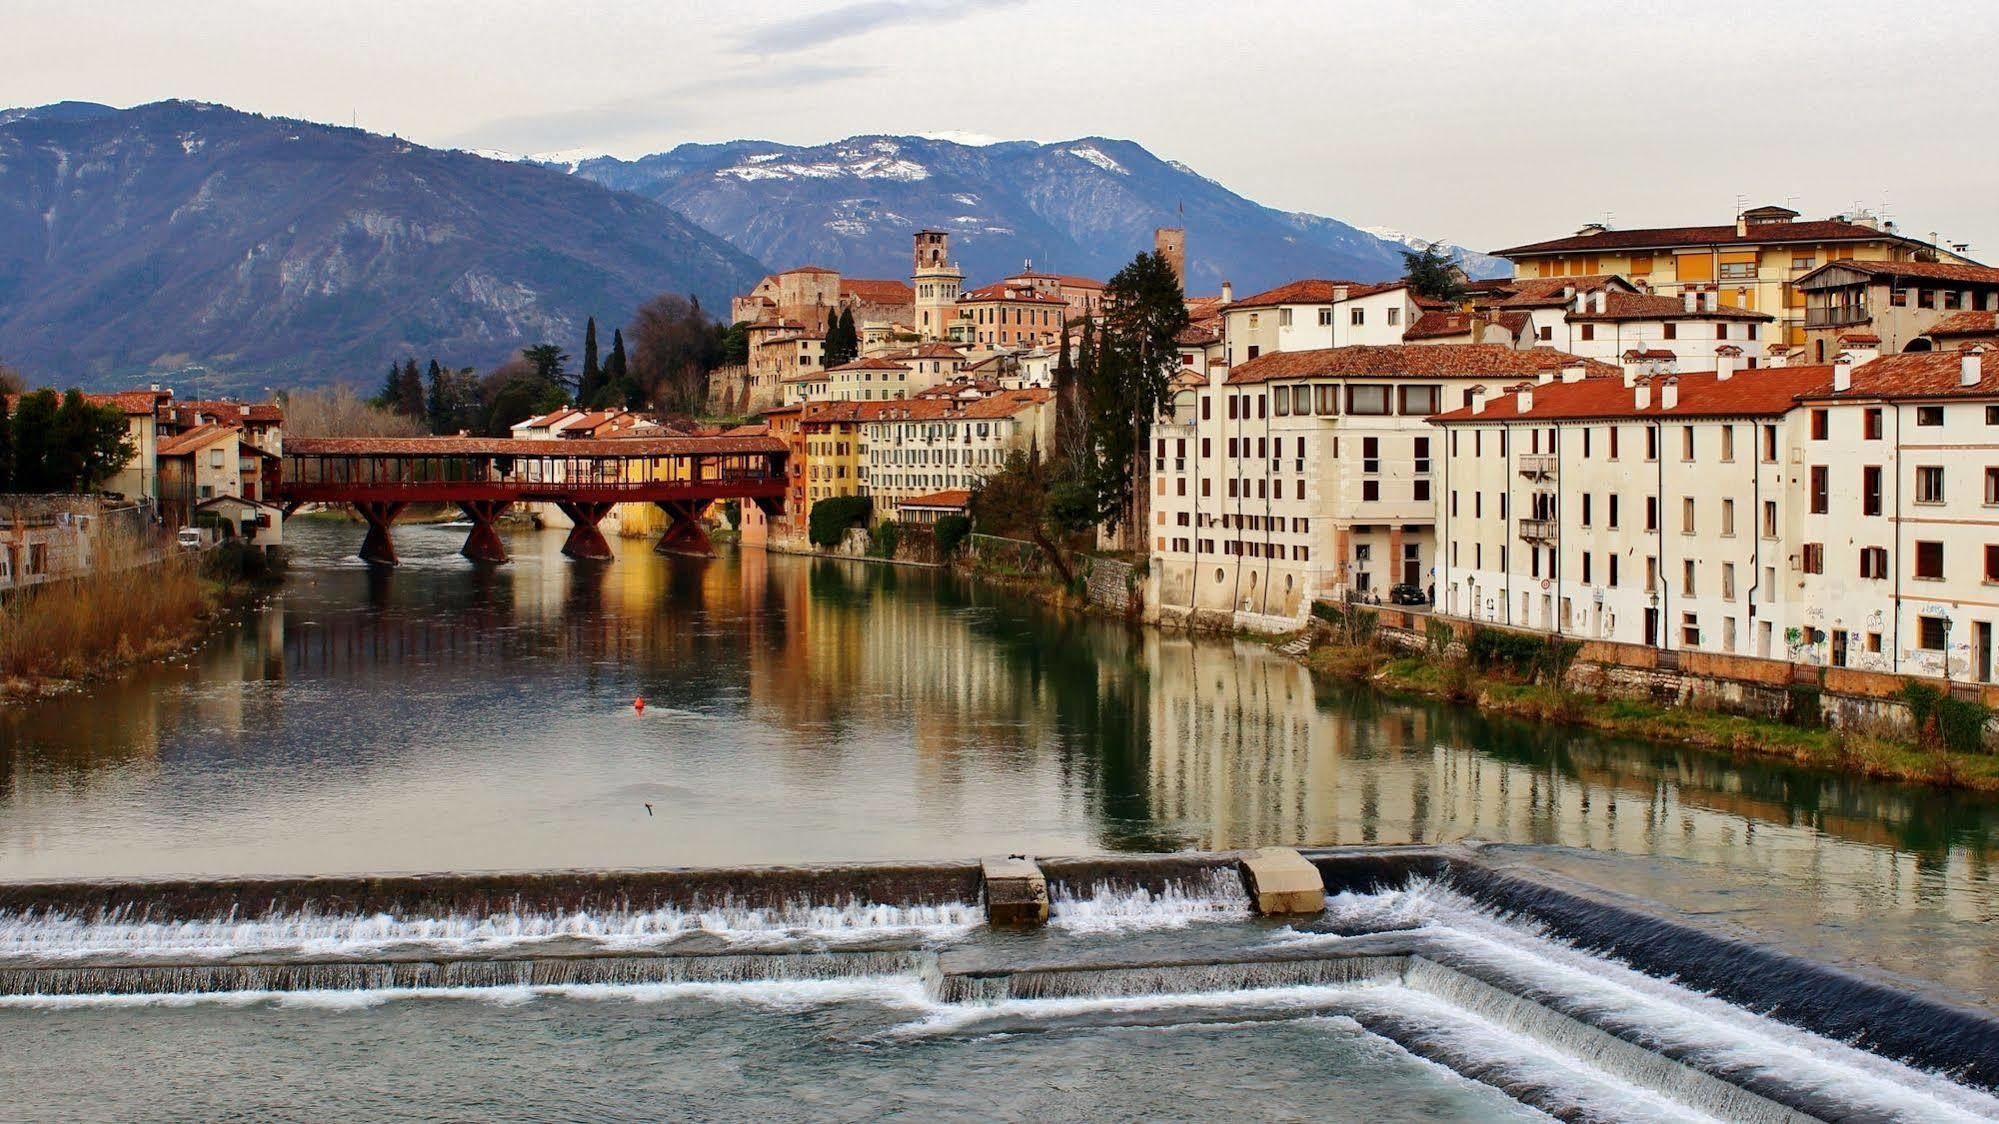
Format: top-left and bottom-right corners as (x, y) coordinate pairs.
(654, 499), (714, 557)
(556, 501), (616, 561)
(457, 500), (512, 564)
(354, 501), (407, 566)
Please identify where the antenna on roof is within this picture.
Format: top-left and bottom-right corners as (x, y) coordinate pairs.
(1733, 193), (1747, 218)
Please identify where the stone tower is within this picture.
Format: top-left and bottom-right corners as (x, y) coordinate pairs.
(912, 230), (963, 341)
(1155, 227), (1186, 288)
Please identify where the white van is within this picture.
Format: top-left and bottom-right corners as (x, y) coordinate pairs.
(176, 527), (204, 550)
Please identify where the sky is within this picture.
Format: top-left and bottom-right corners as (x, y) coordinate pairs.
(4, 0), (1996, 255)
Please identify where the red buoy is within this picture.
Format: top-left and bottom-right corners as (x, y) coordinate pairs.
(633, 697), (646, 713)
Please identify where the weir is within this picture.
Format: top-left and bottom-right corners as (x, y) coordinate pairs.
(5, 846), (1997, 1122)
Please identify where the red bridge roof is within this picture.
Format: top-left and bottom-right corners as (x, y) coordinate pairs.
(287, 435), (786, 456)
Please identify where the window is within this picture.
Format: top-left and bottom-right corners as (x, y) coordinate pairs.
(1663, 322), (1678, 340)
(1581, 493), (1593, 526)
(1363, 480), (1379, 502)
(1414, 436), (1431, 474)
(1350, 308), (1366, 326)
(1916, 465), (1945, 505)
(1865, 466), (1884, 516)
(1609, 555), (1620, 587)
(1413, 479), (1430, 501)
(1581, 552), (1593, 583)
(1681, 426), (1695, 460)
(1919, 289), (1936, 309)
(1720, 426), (1734, 461)
(1293, 386), (1311, 415)
(1798, 542), (1824, 574)
(1316, 385), (1339, 415)
(1987, 544), (1999, 584)
(1762, 500), (1777, 537)
(1891, 288), (1909, 307)
(1810, 409), (1828, 440)
(1645, 426), (1658, 461)
(1683, 496), (1696, 533)
(1539, 326), (1553, 342)
(1388, 308), (1401, 326)
(1279, 308), (1294, 327)
(1722, 562), (1736, 599)
(1866, 408), (1883, 440)
(1399, 385), (1439, 415)
(1946, 291), (1964, 311)
(1917, 405), (1944, 427)
(209, 448), (225, 469)
(1580, 324), (1595, 341)
(1761, 425), (1777, 461)
(1791, 255), (1815, 270)
(1919, 615), (1949, 651)
(1608, 494), (1620, 529)
(1721, 498), (1735, 535)
(1646, 495), (1659, 532)
(1609, 427), (1620, 459)
(1987, 467), (1999, 506)
(1916, 540), (1945, 580)
(1860, 546), (1889, 580)
(1362, 437), (1380, 473)
(1682, 612), (1701, 647)
(1683, 558), (1696, 595)
(1810, 466), (1829, 514)
(1274, 390), (1289, 416)
(1348, 385), (1389, 415)
(1317, 307), (1333, 326)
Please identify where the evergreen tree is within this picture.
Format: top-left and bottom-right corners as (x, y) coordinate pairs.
(520, 344), (571, 395)
(0, 393), (12, 492)
(45, 390), (131, 493)
(1401, 242), (1466, 302)
(579, 317), (602, 406)
(373, 362), (402, 409)
(424, 359), (448, 433)
(604, 328), (631, 408)
(1088, 250), (1189, 532)
(836, 308), (860, 366)
(9, 389), (57, 492)
(394, 357), (426, 420)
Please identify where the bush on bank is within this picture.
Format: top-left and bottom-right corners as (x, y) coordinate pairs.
(807, 495), (871, 548)
(932, 514), (971, 557)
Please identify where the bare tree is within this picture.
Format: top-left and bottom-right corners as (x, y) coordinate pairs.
(282, 384), (427, 438)
(0, 359), (24, 395)
(628, 294), (723, 415)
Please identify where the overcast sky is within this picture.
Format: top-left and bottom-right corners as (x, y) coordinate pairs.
(5, 0), (1995, 255)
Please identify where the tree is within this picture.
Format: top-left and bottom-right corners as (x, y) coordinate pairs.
(603, 328), (631, 408)
(824, 307), (859, 368)
(393, 357), (426, 420)
(721, 321), (750, 367)
(628, 293), (722, 415)
(47, 390), (132, 493)
(9, 389), (58, 492)
(283, 385), (427, 438)
(0, 359), (23, 395)
(520, 343), (572, 393)
(1053, 318), (1091, 464)
(579, 317), (602, 406)
(968, 450), (1094, 585)
(1088, 250), (1189, 532)
(1402, 242), (1466, 302)
(372, 362), (402, 410)
(0, 393), (12, 492)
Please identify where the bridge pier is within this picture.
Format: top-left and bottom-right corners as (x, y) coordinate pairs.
(354, 501), (407, 566)
(556, 501), (616, 561)
(654, 499), (714, 557)
(457, 500), (513, 564)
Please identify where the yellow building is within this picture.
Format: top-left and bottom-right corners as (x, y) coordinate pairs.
(799, 401), (864, 505)
(1495, 205), (1977, 349)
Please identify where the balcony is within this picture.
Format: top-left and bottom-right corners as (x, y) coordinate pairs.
(1518, 517), (1557, 543)
(1517, 454), (1557, 478)
(1803, 306), (1870, 328)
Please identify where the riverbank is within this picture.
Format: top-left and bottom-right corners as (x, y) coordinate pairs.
(0, 543), (275, 702)
(1304, 638), (1999, 794)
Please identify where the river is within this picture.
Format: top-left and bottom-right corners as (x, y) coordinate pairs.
(3, 518), (1998, 1009)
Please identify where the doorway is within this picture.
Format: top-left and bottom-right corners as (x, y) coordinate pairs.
(1980, 622), (1993, 683)
(1831, 630), (1848, 668)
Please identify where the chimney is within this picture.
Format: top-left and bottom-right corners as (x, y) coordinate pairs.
(1962, 345), (1985, 387)
(1703, 289), (1718, 312)
(1715, 346), (1738, 381)
(1537, 368), (1555, 385)
(1221, 280), (1233, 304)
(1682, 290), (1697, 313)
(1660, 376), (1679, 411)
(1562, 285), (1576, 302)
(1561, 363), (1586, 383)
(1470, 385), (1488, 414)
(1573, 289), (1587, 313)
(1592, 289), (1606, 314)
(1735, 215), (1748, 237)
(1833, 352), (1854, 393)
(1333, 285), (1350, 302)
(1516, 384), (1534, 413)
(1634, 376), (1652, 410)
(240, 404), (251, 417)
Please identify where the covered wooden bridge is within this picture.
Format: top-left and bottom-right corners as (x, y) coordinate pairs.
(279, 435), (788, 565)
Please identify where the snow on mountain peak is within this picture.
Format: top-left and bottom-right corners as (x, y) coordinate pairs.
(718, 141), (929, 183)
(1065, 144), (1127, 175)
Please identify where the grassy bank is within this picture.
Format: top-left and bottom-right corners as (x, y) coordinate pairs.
(1305, 639), (1999, 793)
(0, 539), (272, 700)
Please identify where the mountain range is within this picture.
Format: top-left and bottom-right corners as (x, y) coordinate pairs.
(572, 135), (1503, 294)
(0, 101), (1500, 392)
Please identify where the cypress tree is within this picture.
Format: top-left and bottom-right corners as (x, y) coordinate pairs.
(424, 359), (447, 433)
(374, 362), (401, 409)
(395, 358), (426, 420)
(0, 393), (12, 492)
(10, 389), (57, 493)
(605, 328), (630, 408)
(838, 308), (858, 364)
(580, 316), (602, 406)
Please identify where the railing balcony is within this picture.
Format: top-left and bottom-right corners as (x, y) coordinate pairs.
(1518, 454), (1557, 478)
(1804, 306), (1870, 328)
(1518, 517), (1557, 543)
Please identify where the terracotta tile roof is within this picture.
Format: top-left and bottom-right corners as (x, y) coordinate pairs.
(1805, 258), (1999, 285)
(855, 388), (1051, 422)
(173, 398), (284, 424)
(1403, 311), (1530, 340)
(1226, 279), (1400, 310)
(1494, 275), (1632, 308)
(908, 341), (966, 359)
(1798, 350), (1999, 401)
(1566, 291), (1772, 322)
(156, 423), (242, 456)
(1432, 365), (1837, 423)
(778, 265), (839, 275)
(1176, 324), (1219, 346)
(1496, 220), (1933, 257)
(1922, 311), (1999, 338)
(758, 332), (824, 346)
(840, 278), (914, 304)
(1227, 344), (1619, 385)
(901, 489), (972, 509)
(5, 389), (171, 417)
(287, 435), (786, 456)
(825, 356), (910, 372)
(1621, 349), (1678, 361)
(747, 317), (808, 331)
(1058, 275), (1104, 290)
(1836, 332), (1882, 345)
(959, 281), (1069, 305)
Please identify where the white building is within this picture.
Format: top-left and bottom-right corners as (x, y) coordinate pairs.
(1146, 344), (1616, 629)
(1219, 280), (1428, 367)
(1554, 288), (1774, 374)
(858, 389), (1055, 522)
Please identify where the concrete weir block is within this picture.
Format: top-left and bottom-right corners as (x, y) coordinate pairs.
(981, 856), (1049, 927)
(1240, 848), (1326, 915)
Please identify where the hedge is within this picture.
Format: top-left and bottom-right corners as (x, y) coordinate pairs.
(932, 514), (971, 556)
(807, 495), (871, 548)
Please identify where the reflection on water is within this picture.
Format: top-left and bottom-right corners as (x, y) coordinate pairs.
(2, 520), (1998, 999)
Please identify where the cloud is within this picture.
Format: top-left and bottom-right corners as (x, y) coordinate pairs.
(449, 62), (876, 156)
(734, 0), (1014, 55)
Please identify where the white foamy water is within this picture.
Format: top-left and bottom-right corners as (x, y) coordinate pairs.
(0, 974), (933, 1013)
(0, 899), (983, 962)
(1047, 869), (1252, 934)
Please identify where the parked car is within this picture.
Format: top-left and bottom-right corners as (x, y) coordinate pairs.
(1388, 583), (1428, 605)
(176, 526), (204, 550)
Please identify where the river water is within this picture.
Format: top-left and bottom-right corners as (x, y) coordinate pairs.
(6, 520), (1999, 1118)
